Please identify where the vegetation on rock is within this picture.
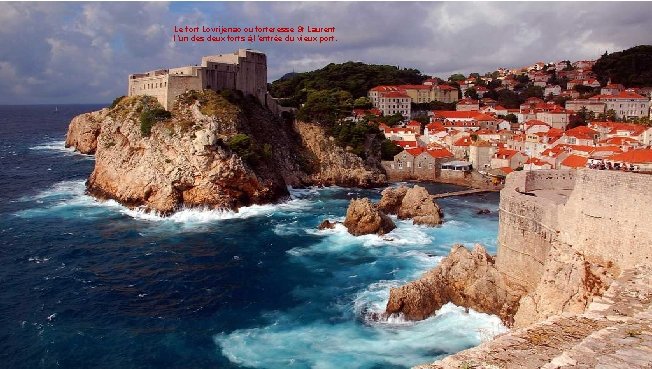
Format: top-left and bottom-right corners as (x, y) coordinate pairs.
(593, 45), (652, 86)
(139, 107), (171, 137)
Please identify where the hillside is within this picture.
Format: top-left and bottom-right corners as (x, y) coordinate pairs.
(269, 61), (428, 107)
(592, 45), (652, 86)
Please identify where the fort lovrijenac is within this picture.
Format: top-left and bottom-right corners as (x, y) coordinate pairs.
(127, 48), (289, 115)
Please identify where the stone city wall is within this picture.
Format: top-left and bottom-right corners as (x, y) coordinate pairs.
(497, 169), (652, 292)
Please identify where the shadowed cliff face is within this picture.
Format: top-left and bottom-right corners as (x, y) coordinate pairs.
(65, 91), (386, 215)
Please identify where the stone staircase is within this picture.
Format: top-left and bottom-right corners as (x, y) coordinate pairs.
(415, 266), (652, 369)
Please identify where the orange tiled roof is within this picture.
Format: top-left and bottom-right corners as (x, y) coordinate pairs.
(561, 154), (588, 168)
(608, 149), (652, 164)
(564, 126), (597, 140)
(453, 136), (473, 146)
(425, 147), (454, 158)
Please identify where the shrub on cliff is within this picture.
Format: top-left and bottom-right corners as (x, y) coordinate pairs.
(227, 133), (261, 165)
(110, 96), (126, 109)
(330, 120), (380, 159)
(140, 108), (171, 137)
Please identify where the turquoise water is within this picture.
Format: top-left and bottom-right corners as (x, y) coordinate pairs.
(1, 105), (504, 369)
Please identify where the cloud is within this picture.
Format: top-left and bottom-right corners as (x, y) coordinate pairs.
(0, 1), (651, 104)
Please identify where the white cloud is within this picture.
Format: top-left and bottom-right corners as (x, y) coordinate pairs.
(0, 1), (651, 104)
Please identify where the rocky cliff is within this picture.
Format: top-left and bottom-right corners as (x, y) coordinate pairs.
(65, 91), (386, 214)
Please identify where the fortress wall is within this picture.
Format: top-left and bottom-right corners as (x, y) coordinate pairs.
(497, 169), (652, 292)
(128, 74), (169, 109)
(166, 75), (202, 110)
(202, 64), (237, 92)
(522, 169), (576, 192)
(497, 186), (560, 290)
(557, 170), (652, 268)
(235, 50), (267, 103)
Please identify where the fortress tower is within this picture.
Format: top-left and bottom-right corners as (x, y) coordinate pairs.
(127, 49), (269, 110)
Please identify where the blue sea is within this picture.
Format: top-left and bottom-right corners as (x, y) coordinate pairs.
(0, 105), (505, 369)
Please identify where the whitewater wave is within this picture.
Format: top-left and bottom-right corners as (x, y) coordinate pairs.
(15, 179), (312, 225)
(29, 139), (94, 159)
(215, 301), (507, 369)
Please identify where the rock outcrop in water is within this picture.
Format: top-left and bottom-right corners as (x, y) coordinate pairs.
(65, 91), (386, 214)
(386, 244), (523, 324)
(344, 198), (395, 236)
(378, 185), (443, 226)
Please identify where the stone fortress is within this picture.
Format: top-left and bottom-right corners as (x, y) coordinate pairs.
(127, 48), (288, 115)
(414, 169), (652, 368)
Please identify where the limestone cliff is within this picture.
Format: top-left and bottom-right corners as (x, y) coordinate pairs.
(293, 121), (386, 188)
(65, 91), (387, 214)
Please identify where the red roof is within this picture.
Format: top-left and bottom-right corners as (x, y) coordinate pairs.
(608, 149), (652, 164)
(525, 157), (549, 166)
(500, 167), (514, 174)
(436, 84), (457, 91)
(453, 136), (473, 146)
(599, 137), (639, 145)
(495, 148), (519, 159)
(406, 147), (425, 156)
(590, 90), (647, 100)
(396, 141), (418, 148)
(561, 154), (588, 168)
(425, 147), (454, 158)
(407, 120), (421, 127)
(590, 121), (647, 136)
(381, 91), (409, 98)
(458, 98), (479, 105)
(425, 122), (446, 132)
(564, 126), (597, 140)
(525, 119), (549, 128)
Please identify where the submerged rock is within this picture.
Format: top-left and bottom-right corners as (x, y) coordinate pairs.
(317, 219), (337, 230)
(343, 198), (395, 236)
(385, 244), (523, 325)
(476, 208), (491, 215)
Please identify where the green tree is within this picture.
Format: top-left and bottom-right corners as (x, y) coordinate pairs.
(296, 89), (353, 125)
(353, 96), (373, 109)
(139, 107), (171, 137)
(448, 73), (466, 83)
(504, 113), (518, 124)
(464, 87), (479, 100)
(383, 113), (405, 127)
(521, 85), (544, 100)
(592, 45), (652, 86)
(381, 139), (403, 160)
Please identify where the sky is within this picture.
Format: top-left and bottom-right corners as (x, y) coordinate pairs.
(1, 1), (651, 104)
